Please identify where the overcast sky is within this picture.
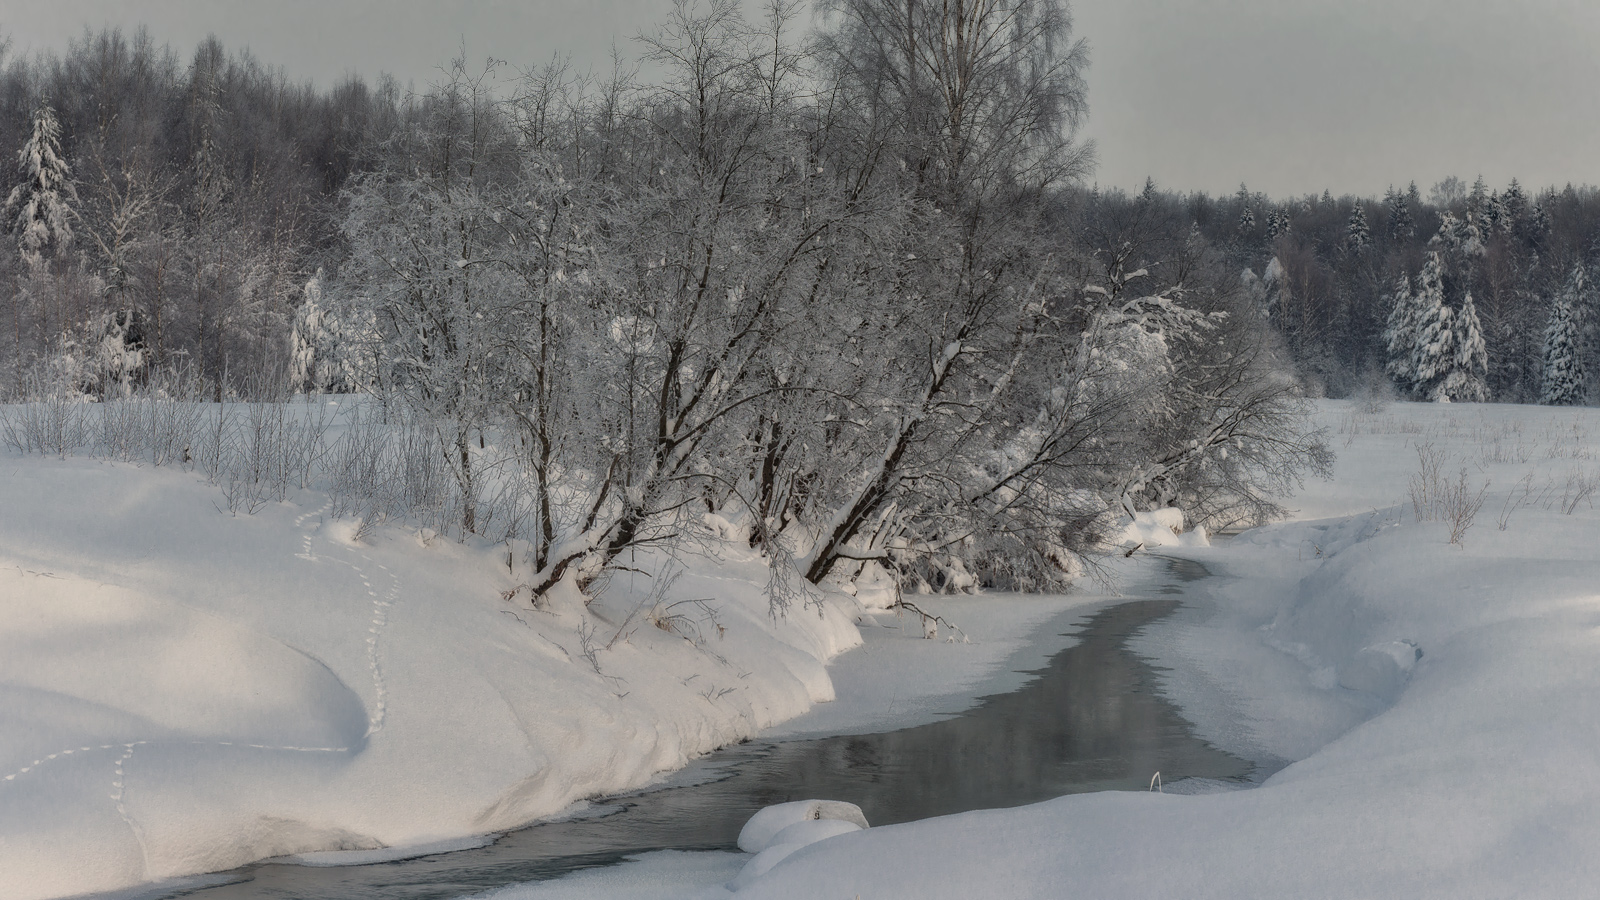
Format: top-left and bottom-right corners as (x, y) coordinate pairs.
(5, 0), (1599, 199)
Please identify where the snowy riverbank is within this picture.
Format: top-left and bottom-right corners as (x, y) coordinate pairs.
(0, 444), (1123, 900)
(708, 400), (1600, 898)
(0, 453), (871, 900)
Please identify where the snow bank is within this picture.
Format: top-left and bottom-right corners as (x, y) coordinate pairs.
(0, 454), (860, 900)
(725, 401), (1600, 898)
(1117, 506), (1208, 550)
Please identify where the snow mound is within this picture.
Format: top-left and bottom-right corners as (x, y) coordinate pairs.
(736, 799), (869, 853)
(1118, 507), (1208, 550)
(732, 802), (868, 891)
(0, 454), (862, 900)
(1337, 640), (1422, 698)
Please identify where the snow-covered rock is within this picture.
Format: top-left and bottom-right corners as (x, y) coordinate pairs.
(736, 799), (869, 853)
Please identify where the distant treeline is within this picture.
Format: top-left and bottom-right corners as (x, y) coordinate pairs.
(1143, 177), (1600, 403)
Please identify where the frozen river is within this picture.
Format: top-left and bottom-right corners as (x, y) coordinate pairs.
(160, 558), (1253, 899)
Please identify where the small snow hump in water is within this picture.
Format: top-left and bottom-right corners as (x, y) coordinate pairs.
(736, 799), (868, 854)
(732, 800), (869, 890)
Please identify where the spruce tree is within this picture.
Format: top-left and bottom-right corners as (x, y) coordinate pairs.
(1383, 271), (1422, 392)
(1345, 203), (1370, 252)
(1410, 254), (1455, 400)
(1443, 291), (1488, 402)
(1541, 265), (1587, 406)
(1266, 209), (1288, 241)
(4, 102), (76, 263)
(1387, 188), (1414, 239)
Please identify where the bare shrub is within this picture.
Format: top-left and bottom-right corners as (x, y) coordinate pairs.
(1560, 468), (1599, 515)
(1408, 442), (1487, 544)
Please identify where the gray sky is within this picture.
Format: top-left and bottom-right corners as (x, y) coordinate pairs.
(6, 0), (1599, 199)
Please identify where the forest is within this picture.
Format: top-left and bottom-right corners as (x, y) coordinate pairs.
(13, 0), (1590, 601)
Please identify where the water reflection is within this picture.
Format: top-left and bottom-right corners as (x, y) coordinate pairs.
(166, 558), (1250, 900)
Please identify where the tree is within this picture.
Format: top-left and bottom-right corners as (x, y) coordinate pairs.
(1385, 185), (1414, 239)
(5, 103), (77, 264)
(1441, 290), (1488, 402)
(1383, 270), (1421, 391)
(799, 0), (1095, 588)
(1410, 253), (1455, 401)
(1541, 264), (1586, 406)
(1345, 203), (1370, 253)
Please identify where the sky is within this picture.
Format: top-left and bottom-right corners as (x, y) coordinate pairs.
(5, 0), (1600, 200)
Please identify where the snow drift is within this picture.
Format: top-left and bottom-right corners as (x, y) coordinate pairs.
(0, 454), (859, 900)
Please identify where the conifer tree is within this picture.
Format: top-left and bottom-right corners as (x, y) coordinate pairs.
(1443, 291), (1488, 402)
(1383, 271), (1422, 391)
(1386, 187), (1414, 239)
(1541, 265), (1587, 406)
(4, 102), (77, 264)
(1345, 203), (1370, 252)
(1413, 312), (1455, 401)
(1410, 253), (1454, 400)
(1266, 209), (1288, 240)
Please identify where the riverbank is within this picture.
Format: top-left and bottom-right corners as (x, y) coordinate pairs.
(0, 452), (867, 900)
(717, 400), (1600, 898)
(0, 443), (1122, 900)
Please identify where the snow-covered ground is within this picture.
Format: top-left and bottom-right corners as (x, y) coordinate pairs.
(0, 450), (869, 900)
(11, 399), (1600, 900)
(484, 399), (1600, 899)
(699, 400), (1600, 898)
(0, 426), (1117, 900)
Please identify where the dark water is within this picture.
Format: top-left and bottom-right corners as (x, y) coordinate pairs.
(164, 557), (1251, 899)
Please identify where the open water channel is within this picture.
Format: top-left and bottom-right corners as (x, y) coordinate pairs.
(159, 556), (1255, 899)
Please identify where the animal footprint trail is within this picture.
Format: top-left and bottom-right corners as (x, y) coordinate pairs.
(291, 498), (400, 738)
(356, 550), (402, 737)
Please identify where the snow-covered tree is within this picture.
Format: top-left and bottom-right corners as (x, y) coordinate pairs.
(1541, 265), (1586, 406)
(82, 308), (146, 398)
(4, 102), (77, 264)
(1440, 291), (1488, 402)
(1383, 271), (1422, 390)
(1411, 271), (1455, 401)
(1405, 251), (1487, 403)
(1345, 203), (1370, 252)
(1385, 186), (1414, 239)
(288, 271), (344, 395)
(1266, 209), (1289, 241)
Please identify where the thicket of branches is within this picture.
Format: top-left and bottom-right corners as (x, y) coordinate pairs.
(0, 2), (1327, 602)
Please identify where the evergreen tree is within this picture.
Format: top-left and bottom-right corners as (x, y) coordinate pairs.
(1442, 291), (1488, 402)
(1266, 209), (1289, 240)
(1468, 175), (1488, 221)
(1410, 253), (1454, 400)
(1345, 203), (1370, 252)
(1387, 187), (1414, 238)
(1384, 271), (1422, 391)
(4, 102), (77, 263)
(1541, 264), (1587, 406)
(1503, 178), (1527, 225)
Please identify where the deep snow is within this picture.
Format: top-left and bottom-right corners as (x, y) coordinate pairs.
(0, 452), (866, 899)
(713, 400), (1600, 898)
(482, 400), (1600, 899)
(11, 399), (1600, 899)
(0, 432), (1115, 900)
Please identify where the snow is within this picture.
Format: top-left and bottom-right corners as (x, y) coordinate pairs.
(0, 452), (859, 900)
(13, 398), (1600, 900)
(1116, 506), (1208, 550)
(735, 800), (867, 853)
(714, 399), (1600, 898)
